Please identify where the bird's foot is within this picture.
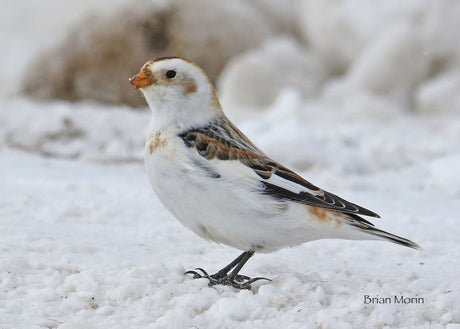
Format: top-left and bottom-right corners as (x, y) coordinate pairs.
(185, 268), (270, 290)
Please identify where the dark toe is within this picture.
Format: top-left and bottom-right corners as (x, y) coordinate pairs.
(185, 268), (271, 290)
(184, 267), (210, 279)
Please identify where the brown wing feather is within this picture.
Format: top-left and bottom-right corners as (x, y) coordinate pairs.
(179, 120), (380, 219)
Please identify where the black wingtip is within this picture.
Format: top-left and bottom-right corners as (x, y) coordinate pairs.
(389, 236), (421, 250)
(362, 226), (421, 249)
(359, 207), (381, 218)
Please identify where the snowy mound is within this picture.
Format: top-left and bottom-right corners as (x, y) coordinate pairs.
(218, 37), (326, 108)
(219, 0), (460, 114)
(19, 0), (294, 107)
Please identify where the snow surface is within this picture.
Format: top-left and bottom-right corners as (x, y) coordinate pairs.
(1, 0), (460, 328)
(1, 146), (459, 329)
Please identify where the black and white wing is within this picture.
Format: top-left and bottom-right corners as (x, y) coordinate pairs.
(179, 119), (380, 220)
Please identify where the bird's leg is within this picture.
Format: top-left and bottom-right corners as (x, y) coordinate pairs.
(185, 250), (271, 289)
(210, 251), (250, 280)
(185, 251), (250, 281)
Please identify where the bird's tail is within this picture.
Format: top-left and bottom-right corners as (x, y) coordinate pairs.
(357, 224), (421, 249)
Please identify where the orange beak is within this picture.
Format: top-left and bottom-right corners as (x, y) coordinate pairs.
(129, 70), (152, 88)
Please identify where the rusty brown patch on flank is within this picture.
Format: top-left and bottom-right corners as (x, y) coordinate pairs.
(148, 131), (167, 154)
(309, 206), (332, 221)
(309, 206), (341, 226)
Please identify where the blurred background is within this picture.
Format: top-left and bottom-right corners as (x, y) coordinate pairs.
(1, 1), (460, 327)
(1, 0), (460, 177)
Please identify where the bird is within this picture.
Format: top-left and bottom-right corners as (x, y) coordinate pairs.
(129, 57), (420, 290)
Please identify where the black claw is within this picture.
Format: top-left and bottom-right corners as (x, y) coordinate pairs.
(185, 268), (270, 290)
(245, 277), (271, 285)
(184, 271), (201, 279)
(194, 268), (210, 277)
(184, 251), (268, 290)
(184, 267), (211, 279)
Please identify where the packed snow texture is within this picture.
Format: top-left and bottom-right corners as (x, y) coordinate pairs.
(1, 0), (460, 328)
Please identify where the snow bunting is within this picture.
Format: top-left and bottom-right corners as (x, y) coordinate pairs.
(130, 57), (420, 289)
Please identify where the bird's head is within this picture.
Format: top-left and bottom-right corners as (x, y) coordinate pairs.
(130, 57), (223, 131)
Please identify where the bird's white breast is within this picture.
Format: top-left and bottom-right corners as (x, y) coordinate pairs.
(144, 129), (364, 252)
(144, 129), (223, 242)
(144, 129), (287, 251)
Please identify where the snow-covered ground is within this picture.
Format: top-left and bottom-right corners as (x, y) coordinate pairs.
(1, 0), (460, 328)
(1, 133), (459, 329)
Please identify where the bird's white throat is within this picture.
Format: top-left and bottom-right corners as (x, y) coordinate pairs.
(142, 84), (222, 133)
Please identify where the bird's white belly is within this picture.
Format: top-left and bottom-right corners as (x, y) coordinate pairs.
(147, 161), (257, 250)
(144, 132), (294, 251)
(144, 131), (362, 252)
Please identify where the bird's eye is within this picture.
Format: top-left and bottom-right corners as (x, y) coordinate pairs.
(166, 70), (176, 79)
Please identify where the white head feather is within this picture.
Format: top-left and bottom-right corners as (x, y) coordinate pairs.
(131, 57), (223, 132)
